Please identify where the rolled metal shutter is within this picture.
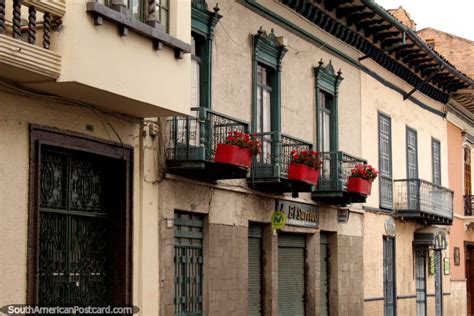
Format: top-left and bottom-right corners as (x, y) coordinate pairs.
(248, 223), (263, 316)
(278, 234), (305, 316)
(320, 233), (329, 316)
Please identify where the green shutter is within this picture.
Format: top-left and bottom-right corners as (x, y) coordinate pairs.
(320, 233), (329, 316)
(278, 234), (305, 316)
(432, 139), (441, 186)
(248, 223), (263, 316)
(379, 113), (393, 209)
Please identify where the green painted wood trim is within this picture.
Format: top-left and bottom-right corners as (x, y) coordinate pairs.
(238, 0), (360, 68)
(431, 137), (441, 185)
(192, 5), (222, 109)
(405, 126), (418, 180)
(314, 60), (343, 152)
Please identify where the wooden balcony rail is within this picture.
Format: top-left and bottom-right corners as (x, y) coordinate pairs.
(464, 195), (474, 216)
(394, 179), (453, 223)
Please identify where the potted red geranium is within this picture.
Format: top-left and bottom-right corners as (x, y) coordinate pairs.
(347, 164), (379, 196)
(287, 150), (323, 185)
(214, 131), (260, 169)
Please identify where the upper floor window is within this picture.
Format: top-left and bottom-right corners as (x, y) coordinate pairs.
(379, 113), (393, 209)
(256, 64), (274, 134)
(101, 0), (169, 31)
(432, 138), (441, 186)
(192, 33), (206, 108)
(191, 1), (221, 109)
(465, 146), (472, 196)
(314, 60), (343, 153)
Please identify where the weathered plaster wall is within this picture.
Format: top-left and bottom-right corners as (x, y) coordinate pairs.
(363, 212), (452, 315)
(207, 0), (362, 157)
(158, 176), (364, 315)
(0, 89), (159, 315)
(360, 59), (449, 210)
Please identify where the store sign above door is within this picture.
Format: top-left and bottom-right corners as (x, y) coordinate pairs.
(276, 200), (319, 228)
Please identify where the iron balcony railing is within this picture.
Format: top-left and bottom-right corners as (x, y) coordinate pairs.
(167, 107), (249, 162)
(251, 132), (312, 179)
(316, 151), (367, 192)
(394, 179), (453, 219)
(464, 195), (474, 216)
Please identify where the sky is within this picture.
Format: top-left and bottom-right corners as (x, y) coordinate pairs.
(375, 0), (474, 41)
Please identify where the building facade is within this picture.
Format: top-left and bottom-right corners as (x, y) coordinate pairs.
(159, 1), (471, 316)
(0, 0), (472, 316)
(0, 1), (191, 315)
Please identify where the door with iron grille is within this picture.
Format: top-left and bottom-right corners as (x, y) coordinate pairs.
(174, 212), (204, 315)
(39, 148), (113, 306)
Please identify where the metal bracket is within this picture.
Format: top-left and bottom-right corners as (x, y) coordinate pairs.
(403, 65), (442, 100)
(359, 32), (406, 61)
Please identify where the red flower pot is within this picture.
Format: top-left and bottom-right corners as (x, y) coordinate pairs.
(347, 177), (372, 195)
(287, 163), (320, 185)
(214, 144), (252, 169)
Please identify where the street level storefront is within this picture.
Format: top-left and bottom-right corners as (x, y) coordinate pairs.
(158, 177), (364, 315)
(363, 213), (453, 316)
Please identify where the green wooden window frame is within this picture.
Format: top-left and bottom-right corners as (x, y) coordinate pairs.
(378, 112), (393, 210)
(432, 138), (441, 186)
(406, 127), (418, 179)
(251, 28), (287, 133)
(191, 1), (221, 109)
(314, 60), (343, 152)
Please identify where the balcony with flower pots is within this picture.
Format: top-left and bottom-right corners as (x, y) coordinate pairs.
(166, 107), (255, 182)
(393, 179), (453, 224)
(311, 152), (371, 206)
(247, 133), (316, 194)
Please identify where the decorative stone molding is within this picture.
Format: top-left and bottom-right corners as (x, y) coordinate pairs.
(21, 0), (66, 17)
(0, 34), (61, 79)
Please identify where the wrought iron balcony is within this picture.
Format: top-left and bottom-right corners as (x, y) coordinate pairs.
(311, 151), (368, 205)
(248, 132), (313, 193)
(464, 195), (473, 216)
(166, 107), (250, 181)
(0, 0), (64, 82)
(394, 179), (453, 224)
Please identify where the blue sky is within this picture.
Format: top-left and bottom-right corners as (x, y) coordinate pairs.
(375, 0), (474, 41)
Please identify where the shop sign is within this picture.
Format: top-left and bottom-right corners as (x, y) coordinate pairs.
(384, 217), (396, 236)
(271, 210), (287, 230)
(434, 233), (447, 250)
(429, 254), (435, 275)
(276, 200), (319, 228)
(444, 257), (450, 275)
(454, 247), (460, 266)
(337, 209), (349, 224)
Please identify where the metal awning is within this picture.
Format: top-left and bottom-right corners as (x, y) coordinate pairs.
(413, 227), (447, 249)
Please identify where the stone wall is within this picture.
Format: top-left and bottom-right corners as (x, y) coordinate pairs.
(337, 235), (364, 315)
(417, 28), (474, 79)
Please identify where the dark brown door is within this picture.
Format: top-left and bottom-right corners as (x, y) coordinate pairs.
(467, 245), (474, 315)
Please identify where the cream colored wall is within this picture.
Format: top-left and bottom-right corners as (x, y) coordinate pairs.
(207, 0), (362, 156)
(363, 212), (452, 315)
(0, 90), (159, 315)
(26, 0), (191, 117)
(361, 59), (449, 209)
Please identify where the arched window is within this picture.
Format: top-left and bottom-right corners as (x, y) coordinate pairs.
(464, 146), (472, 215)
